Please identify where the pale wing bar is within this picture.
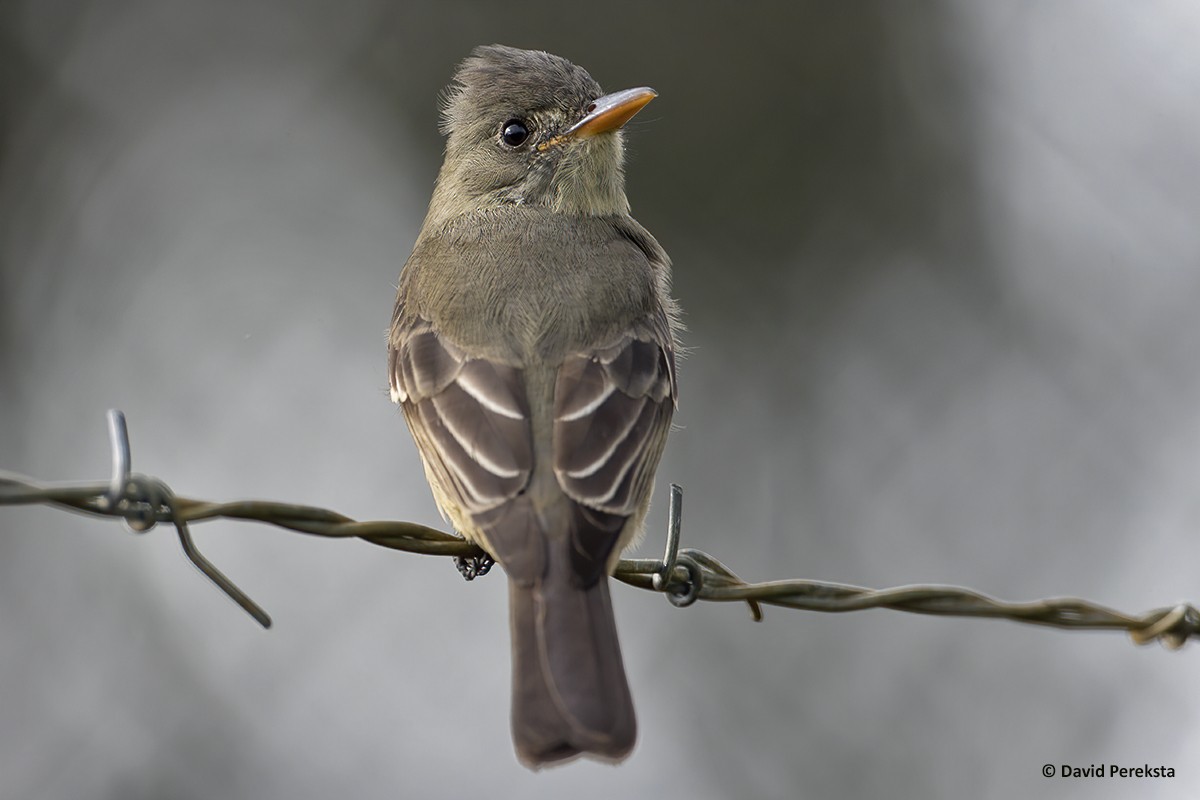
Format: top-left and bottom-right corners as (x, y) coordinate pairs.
(390, 321), (534, 515)
(553, 332), (676, 517)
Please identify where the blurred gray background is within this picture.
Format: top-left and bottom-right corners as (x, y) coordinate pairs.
(2, 1), (1197, 798)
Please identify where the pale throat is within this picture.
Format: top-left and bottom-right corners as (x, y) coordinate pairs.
(549, 168), (630, 217)
(423, 134), (632, 230)
(548, 136), (631, 217)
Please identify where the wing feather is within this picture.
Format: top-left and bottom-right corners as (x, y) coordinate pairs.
(553, 328), (676, 518)
(391, 318), (533, 517)
(391, 310), (677, 587)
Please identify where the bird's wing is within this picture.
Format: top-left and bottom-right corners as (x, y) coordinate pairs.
(390, 309), (676, 586)
(553, 316), (678, 582)
(389, 315), (534, 520)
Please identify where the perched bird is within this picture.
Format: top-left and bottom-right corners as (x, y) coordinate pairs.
(388, 44), (679, 768)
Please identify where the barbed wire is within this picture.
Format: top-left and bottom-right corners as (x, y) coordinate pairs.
(1, 410), (1196, 650)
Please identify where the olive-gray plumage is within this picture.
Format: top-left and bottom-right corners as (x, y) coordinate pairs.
(389, 45), (679, 768)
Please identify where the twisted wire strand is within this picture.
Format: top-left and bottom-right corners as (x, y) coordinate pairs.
(0, 411), (1195, 650)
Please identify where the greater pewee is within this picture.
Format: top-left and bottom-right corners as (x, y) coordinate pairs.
(388, 44), (679, 768)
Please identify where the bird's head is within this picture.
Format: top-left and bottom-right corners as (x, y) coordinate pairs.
(425, 44), (656, 228)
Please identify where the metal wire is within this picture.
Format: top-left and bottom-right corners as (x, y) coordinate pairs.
(1, 410), (1195, 650)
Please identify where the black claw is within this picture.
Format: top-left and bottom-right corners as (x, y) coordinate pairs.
(454, 554), (495, 581)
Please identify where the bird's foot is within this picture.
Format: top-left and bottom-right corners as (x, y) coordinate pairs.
(454, 554), (495, 581)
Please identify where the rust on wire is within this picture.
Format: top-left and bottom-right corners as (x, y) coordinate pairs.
(0, 411), (1196, 650)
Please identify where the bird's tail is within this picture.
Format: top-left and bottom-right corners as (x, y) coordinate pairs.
(508, 555), (636, 768)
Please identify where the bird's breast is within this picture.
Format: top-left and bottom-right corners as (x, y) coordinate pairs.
(406, 208), (657, 365)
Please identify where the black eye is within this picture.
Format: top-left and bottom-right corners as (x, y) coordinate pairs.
(501, 119), (530, 147)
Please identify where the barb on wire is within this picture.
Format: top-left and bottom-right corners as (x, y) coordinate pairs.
(0, 411), (1196, 650)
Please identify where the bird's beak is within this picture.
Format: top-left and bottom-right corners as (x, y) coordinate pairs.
(567, 87), (657, 138)
(538, 87), (657, 150)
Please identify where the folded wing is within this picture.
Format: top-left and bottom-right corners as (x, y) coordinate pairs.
(390, 318), (534, 518)
(553, 322), (677, 582)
